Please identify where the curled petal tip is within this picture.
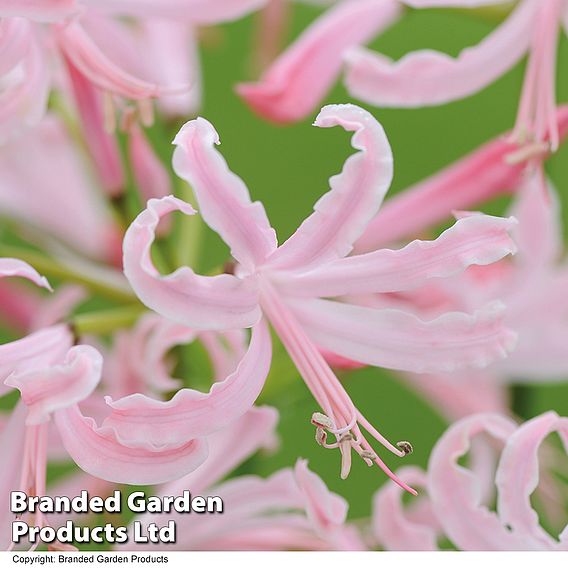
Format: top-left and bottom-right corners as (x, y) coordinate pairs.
(173, 117), (220, 147)
(313, 103), (374, 130)
(149, 195), (197, 217)
(0, 258), (53, 291)
(5, 345), (103, 425)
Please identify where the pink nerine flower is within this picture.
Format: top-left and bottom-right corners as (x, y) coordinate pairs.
(345, 0), (567, 151)
(123, 103), (519, 493)
(372, 411), (568, 550)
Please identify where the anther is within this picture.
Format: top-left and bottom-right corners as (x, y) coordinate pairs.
(397, 441), (413, 456)
(311, 412), (334, 430)
(315, 427), (327, 446)
(223, 261), (236, 275)
(360, 449), (377, 461)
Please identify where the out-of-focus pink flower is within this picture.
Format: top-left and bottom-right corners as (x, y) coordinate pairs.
(0, 0), (268, 163)
(355, 105), (568, 253)
(345, 0), (567, 150)
(123, 103), (519, 493)
(381, 171), (568, 419)
(0, 115), (121, 262)
(122, 408), (365, 551)
(435, 171), (568, 383)
(135, 20), (201, 119)
(238, 0), (402, 123)
(250, 0), (291, 73)
(105, 312), (248, 398)
(373, 412), (568, 550)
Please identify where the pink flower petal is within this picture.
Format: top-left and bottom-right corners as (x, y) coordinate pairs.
(139, 21), (201, 118)
(237, 0), (401, 123)
(344, 0), (536, 107)
(5, 345), (103, 426)
(122, 195), (262, 330)
(155, 406), (278, 496)
(0, 0), (77, 21)
(294, 459), (348, 535)
(497, 320), (568, 380)
(268, 104), (393, 271)
(496, 411), (568, 550)
(427, 413), (526, 550)
(0, 402), (26, 549)
(373, 466), (440, 550)
(277, 214), (517, 297)
(172, 117), (277, 272)
(400, 371), (509, 421)
(288, 298), (517, 373)
(99, 320), (271, 447)
(0, 257), (51, 291)
(129, 470), (307, 550)
(0, 30), (49, 143)
(54, 405), (209, 485)
(509, 173), (562, 268)
(0, 18), (32, 76)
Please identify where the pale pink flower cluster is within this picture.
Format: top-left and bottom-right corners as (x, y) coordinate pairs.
(0, 0), (566, 552)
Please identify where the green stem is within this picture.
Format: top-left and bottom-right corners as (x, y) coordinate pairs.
(71, 305), (147, 336)
(0, 245), (137, 303)
(173, 178), (203, 269)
